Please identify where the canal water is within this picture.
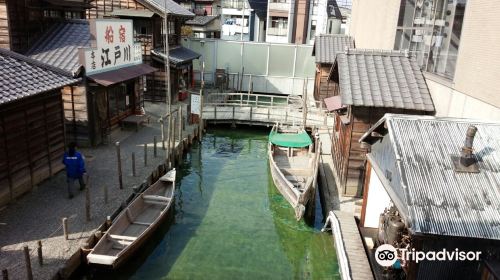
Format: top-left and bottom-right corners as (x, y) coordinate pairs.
(93, 127), (339, 279)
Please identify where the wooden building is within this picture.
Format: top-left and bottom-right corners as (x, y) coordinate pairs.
(358, 114), (500, 279)
(0, 48), (78, 207)
(27, 19), (157, 146)
(86, 0), (199, 103)
(311, 34), (354, 104)
(0, 0), (90, 52)
(326, 49), (435, 197)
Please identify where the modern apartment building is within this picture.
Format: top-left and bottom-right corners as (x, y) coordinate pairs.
(220, 0), (266, 41)
(266, 0), (343, 44)
(350, 0), (500, 120)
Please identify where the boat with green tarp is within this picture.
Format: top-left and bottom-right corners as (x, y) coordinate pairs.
(268, 124), (320, 221)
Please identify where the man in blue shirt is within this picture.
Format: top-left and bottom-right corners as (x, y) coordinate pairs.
(62, 142), (86, 199)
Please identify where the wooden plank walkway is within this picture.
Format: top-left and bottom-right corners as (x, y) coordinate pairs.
(333, 211), (374, 280)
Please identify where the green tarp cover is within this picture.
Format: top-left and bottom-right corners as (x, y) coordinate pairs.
(269, 131), (312, 148)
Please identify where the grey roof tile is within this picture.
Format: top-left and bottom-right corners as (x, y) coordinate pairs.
(312, 34), (354, 64)
(138, 0), (195, 17)
(0, 48), (79, 105)
(361, 114), (500, 240)
(26, 20), (90, 77)
(185, 15), (219, 26)
(334, 49), (435, 111)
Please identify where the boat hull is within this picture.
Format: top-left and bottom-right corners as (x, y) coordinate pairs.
(268, 126), (320, 221)
(87, 170), (176, 268)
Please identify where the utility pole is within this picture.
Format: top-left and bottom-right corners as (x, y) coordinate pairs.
(164, 0), (172, 120)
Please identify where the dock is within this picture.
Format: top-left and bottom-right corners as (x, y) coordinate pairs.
(0, 102), (198, 280)
(317, 126), (374, 280)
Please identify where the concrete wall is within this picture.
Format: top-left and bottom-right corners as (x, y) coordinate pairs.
(363, 168), (392, 228)
(349, 0), (399, 50)
(426, 75), (500, 121)
(453, 2), (500, 109)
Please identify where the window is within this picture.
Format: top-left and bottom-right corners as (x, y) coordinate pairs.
(394, 0), (467, 80)
(310, 20), (317, 40)
(269, 17), (288, 36)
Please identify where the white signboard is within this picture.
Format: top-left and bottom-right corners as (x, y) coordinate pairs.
(191, 94), (200, 115)
(80, 19), (142, 75)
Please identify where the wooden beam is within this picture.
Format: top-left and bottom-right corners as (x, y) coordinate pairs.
(1, 115), (13, 201)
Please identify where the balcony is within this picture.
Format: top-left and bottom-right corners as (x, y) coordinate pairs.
(269, 1), (290, 11)
(267, 27), (288, 36)
(222, 0), (245, 9)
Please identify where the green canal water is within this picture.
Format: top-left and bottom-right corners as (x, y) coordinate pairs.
(98, 128), (339, 279)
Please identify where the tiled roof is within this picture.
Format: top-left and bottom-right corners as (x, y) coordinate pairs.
(138, 0), (195, 17)
(333, 49), (435, 111)
(361, 114), (500, 240)
(185, 15), (218, 26)
(152, 46), (201, 66)
(312, 34), (354, 64)
(0, 48), (79, 105)
(26, 20), (90, 77)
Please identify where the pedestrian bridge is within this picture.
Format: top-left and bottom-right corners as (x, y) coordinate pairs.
(202, 92), (334, 128)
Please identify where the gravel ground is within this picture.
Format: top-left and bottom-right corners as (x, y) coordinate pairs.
(0, 101), (197, 280)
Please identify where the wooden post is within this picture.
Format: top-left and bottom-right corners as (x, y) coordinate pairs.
(62, 217), (68, 240)
(115, 142), (123, 189)
(161, 118), (165, 150)
(131, 152), (136, 176)
(144, 143), (148, 166)
(153, 136), (157, 157)
(23, 246), (33, 280)
(37, 241), (43, 266)
(247, 74), (252, 104)
(171, 115), (176, 166)
(232, 106), (235, 120)
(250, 106), (253, 121)
(166, 115), (171, 161)
(2, 269), (8, 280)
(85, 186), (91, 221)
(302, 79), (307, 129)
(104, 185), (108, 204)
(199, 88), (204, 140)
(178, 106), (183, 144)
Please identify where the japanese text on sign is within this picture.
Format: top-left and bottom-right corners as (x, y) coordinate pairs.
(80, 19), (142, 75)
(191, 94), (200, 115)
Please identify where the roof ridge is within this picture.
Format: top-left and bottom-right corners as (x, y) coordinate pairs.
(344, 48), (407, 57)
(0, 48), (74, 77)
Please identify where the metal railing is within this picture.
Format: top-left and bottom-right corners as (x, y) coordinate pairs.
(201, 92), (334, 127)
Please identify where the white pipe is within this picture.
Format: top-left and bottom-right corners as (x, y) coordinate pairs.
(322, 211), (352, 280)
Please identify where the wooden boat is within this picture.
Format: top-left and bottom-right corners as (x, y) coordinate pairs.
(268, 125), (320, 221)
(87, 169), (176, 268)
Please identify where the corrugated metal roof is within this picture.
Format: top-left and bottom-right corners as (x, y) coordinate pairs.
(333, 49), (435, 111)
(110, 8), (155, 18)
(26, 20), (90, 77)
(185, 15), (218, 26)
(361, 114), (500, 240)
(0, 48), (79, 105)
(312, 34), (354, 64)
(87, 64), (157, 86)
(138, 0), (195, 17)
(152, 46), (201, 66)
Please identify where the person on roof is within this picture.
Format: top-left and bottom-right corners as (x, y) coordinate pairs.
(62, 142), (86, 199)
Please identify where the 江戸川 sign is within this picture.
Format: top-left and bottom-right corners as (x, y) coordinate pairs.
(80, 19), (142, 75)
